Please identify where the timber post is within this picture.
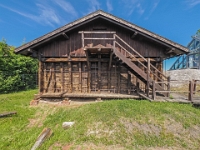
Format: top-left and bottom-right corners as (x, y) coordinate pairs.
(193, 80), (197, 95)
(136, 78), (140, 94)
(146, 58), (150, 97)
(152, 80), (156, 100)
(188, 80), (194, 101)
(167, 76), (170, 97)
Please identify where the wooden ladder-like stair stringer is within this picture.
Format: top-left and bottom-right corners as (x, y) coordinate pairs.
(113, 34), (169, 99)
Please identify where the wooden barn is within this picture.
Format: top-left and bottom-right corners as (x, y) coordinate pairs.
(15, 10), (188, 101)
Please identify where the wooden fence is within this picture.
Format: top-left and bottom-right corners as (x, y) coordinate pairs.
(152, 80), (200, 102)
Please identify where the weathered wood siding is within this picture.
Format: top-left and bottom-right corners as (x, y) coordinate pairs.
(40, 60), (156, 94)
(38, 18), (166, 58)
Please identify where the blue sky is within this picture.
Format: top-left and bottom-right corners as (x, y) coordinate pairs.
(0, 0), (200, 70)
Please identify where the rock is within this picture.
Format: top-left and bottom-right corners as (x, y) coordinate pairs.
(62, 122), (75, 129)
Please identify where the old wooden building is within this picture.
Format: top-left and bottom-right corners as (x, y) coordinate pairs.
(15, 10), (188, 101)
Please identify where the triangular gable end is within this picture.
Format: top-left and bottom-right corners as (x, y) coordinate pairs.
(14, 10), (188, 57)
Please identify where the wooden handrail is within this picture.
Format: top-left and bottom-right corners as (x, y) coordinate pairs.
(114, 41), (147, 69)
(150, 64), (167, 79)
(114, 34), (167, 81)
(115, 34), (147, 62)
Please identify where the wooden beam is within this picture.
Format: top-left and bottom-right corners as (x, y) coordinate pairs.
(117, 64), (121, 93)
(167, 76), (170, 97)
(39, 61), (43, 94)
(43, 63), (47, 93)
(146, 58), (150, 97)
(68, 61), (72, 93)
(152, 81), (156, 100)
(31, 128), (53, 150)
(0, 111), (17, 118)
(136, 78), (140, 94)
(188, 80), (194, 101)
(48, 63), (55, 93)
(81, 31), (84, 48)
(79, 62), (82, 92)
(62, 33), (69, 39)
(78, 31), (116, 34)
(128, 72), (131, 94)
(60, 62), (64, 92)
(165, 48), (175, 54)
(98, 54), (101, 93)
(44, 57), (157, 63)
(131, 31), (138, 39)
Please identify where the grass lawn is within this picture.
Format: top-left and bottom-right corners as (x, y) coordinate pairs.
(0, 89), (200, 150)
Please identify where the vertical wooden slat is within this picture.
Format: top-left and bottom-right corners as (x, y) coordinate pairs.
(193, 80), (197, 95)
(136, 78), (140, 94)
(108, 69), (111, 93)
(117, 64), (121, 93)
(85, 50), (91, 93)
(98, 54), (101, 93)
(68, 61), (72, 93)
(39, 61), (43, 94)
(108, 51), (113, 93)
(127, 71), (131, 94)
(43, 63), (47, 93)
(167, 76), (170, 97)
(60, 62), (64, 92)
(81, 31), (84, 48)
(48, 63), (55, 93)
(79, 62), (82, 92)
(188, 80), (193, 101)
(146, 58), (150, 97)
(152, 80), (156, 100)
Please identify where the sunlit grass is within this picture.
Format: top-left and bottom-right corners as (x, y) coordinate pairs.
(0, 90), (200, 149)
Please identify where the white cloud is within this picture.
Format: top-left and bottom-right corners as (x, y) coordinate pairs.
(145, 0), (160, 20)
(121, 0), (145, 16)
(185, 0), (200, 7)
(106, 0), (113, 12)
(36, 4), (60, 25)
(86, 0), (101, 13)
(53, 0), (78, 17)
(136, 3), (145, 15)
(0, 3), (61, 27)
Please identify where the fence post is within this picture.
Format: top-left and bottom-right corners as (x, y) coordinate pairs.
(136, 79), (140, 94)
(167, 76), (170, 97)
(146, 58), (150, 97)
(188, 80), (193, 101)
(152, 80), (156, 100)
(193, 80), (196, 95)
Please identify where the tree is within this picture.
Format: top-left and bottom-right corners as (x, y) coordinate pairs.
(196, 29), (200, 35)
(0, 40), (38, 93)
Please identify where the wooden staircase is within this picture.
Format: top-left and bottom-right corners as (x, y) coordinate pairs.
(113, 34), (170, 100)
(79, 31), (170, 100)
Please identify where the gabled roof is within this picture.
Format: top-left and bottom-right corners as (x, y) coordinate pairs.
(15, 10), (188, 55)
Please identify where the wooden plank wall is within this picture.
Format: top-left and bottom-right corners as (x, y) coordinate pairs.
(40, 61), (148, 94)
(38, 18), (167, 58)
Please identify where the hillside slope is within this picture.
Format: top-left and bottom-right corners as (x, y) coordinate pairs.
(0, 90), (200, 150)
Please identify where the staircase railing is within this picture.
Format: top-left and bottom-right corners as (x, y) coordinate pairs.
(114, 34), (169, 86)
(79, 31), (170, 97)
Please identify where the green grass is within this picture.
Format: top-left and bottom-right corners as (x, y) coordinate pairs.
(1, 90), (200, 149)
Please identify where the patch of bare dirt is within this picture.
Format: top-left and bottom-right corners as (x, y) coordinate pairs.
(120, 118), (161, 136)
(48, 142), (63, 150)
(87, 122), (115, 138)
(27, 104), (57, 128)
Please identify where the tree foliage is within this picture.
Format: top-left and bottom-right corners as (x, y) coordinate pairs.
(197, 29), (200, 35)
(0, 40), (38, 93)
